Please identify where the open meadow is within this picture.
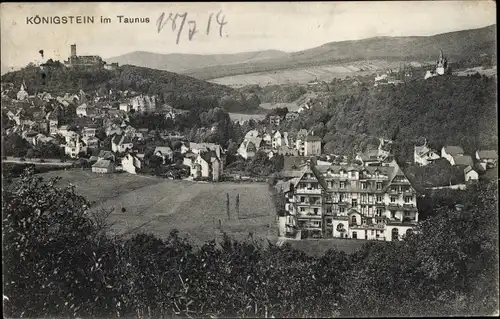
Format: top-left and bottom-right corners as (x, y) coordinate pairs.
(37, 169), (277, 246)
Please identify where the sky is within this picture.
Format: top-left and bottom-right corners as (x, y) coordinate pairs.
(0, 1), (496, 69)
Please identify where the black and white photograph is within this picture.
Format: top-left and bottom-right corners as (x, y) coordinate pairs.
(1, 1), (498, 318)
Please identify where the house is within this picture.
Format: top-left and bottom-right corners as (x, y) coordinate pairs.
(441, 146), (464, 164)
(111, 134), (134, 153)
(414, 143), (440, 166)
(82, 136), (100, 151)
(76, 103), (88, 117)
(64, 135), (87, 158)
(47, 112), (59, 135)
(17, 83), (29, 101)
(475, 150), (498, 169)
(92, 159), (115, 174)
(187, 150), (222, 181)
(448, 154), (473, 167)
(188, 142), (224, 168)
(356, 149), (391, 166)
(154, 146), (173, 164)
(296, 134), (322, 156)
(119, 102), (131, 112)
(464, 166), (479, 182)
(281, 160), (418, 241)
(276, 178), (301, 237)
(82, 126), (97, 138)
(121, 153), (142, 174)
(269, 115), (283, 126)
(238, 137), (263, 159)
(272, 131), (289, 149)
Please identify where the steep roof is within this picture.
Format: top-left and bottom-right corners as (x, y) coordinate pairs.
(453, 155), (473, 166)
(414, 144), (431, 156)
(98, 150), (115, 160)
(154, 146), (173, 155)
(112, 134), (123, 145)
(200, 150), (218, 164)
(305, 135), (322, 142)
(477, 150), (498, 160)
(443, 146), (464, 156)
(464, 165), (474, 174)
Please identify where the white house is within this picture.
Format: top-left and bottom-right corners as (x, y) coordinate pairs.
(64, 135), (87, 158)
(464, 166), (479, 182)
(154, 146), (173, 164)
(119, 102), (131, 112)
(414, 143), (440, 166)
(238, 137), (262, 160)
(272, 131), (289, 149)
(296, 134), (322, 156)
(121, 153), (142, 174)
(185, 150), (222, 181)
(76, 103), (88, 117)
(111, 134), (134, 153)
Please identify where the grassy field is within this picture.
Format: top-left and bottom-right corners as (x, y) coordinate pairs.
(209, 60), (422, 87)
(38, 170), (277, 246)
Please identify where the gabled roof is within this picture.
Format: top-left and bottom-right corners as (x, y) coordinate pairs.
(443, 146), (464, 156)
(453, 155), (473, 166)
(154, 146), (173, 155)
(414, 144), (431, 156)
(477, 150), (498, 160)
(305, 135), (322, 142)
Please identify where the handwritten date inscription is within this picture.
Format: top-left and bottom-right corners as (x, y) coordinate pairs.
(156, 11), (227, 44)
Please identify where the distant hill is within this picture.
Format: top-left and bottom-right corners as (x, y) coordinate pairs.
(106, 50), (289, 74)
(0, 63), (260, 112)
(183, 24), (496, 80)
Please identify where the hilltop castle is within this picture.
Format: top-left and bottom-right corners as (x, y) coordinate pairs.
(424, 49), (450, 80)
(63, 44), (118, 70)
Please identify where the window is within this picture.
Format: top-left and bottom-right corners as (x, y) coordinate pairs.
(376, 232), (380, 238)
(404, 196), (411, 203)
(371, 230), (375, 235)
(300, 207), (305, 212)
(351, 199), (358, 207)
(339, 194), (344, 201)
(300, 196), (305, 203)
(336, 223), (345, 231)
(351, 215), (357, 224)
(352, 231), (357, 239)
(391, 196), (397, 203)
(376, 208), (383, 216)
(340, 207), (345, 213)
(391, 228), (399, 241)
(377, 195), (383, 202)
(361, 182), (367, 189)
(340, 182), (346, 189)
(313, 208), (319, 214)
(376, 182), (382, 190)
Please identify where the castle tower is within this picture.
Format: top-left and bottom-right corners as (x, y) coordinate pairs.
(71, 44), (77, 57)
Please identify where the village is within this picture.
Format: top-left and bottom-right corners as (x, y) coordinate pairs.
(2, 72), (497, 244)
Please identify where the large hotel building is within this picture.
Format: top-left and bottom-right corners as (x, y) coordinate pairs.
(276, 160), (418, 241)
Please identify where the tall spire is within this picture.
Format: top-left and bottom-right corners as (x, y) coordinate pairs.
(439, 49), (444, 61)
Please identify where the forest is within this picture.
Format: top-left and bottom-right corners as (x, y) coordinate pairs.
(2, 169), (498, 318)
(1, 64), (260, 113)
(281, 74), (497, 162)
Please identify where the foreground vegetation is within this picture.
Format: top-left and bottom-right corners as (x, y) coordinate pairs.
(3, 168), (498, 318)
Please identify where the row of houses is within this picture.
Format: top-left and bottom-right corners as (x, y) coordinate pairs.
(237, 128), (322, 160)
(416, 142), (497, 181)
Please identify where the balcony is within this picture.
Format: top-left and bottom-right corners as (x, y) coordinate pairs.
(402, 203), (417, 211)
(295, 188), (322, 194)
(388, 203), (400, 209)
(297, 213), (322, 219)
(388, 189), (401, 195)
(375, 201), (386, 207)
